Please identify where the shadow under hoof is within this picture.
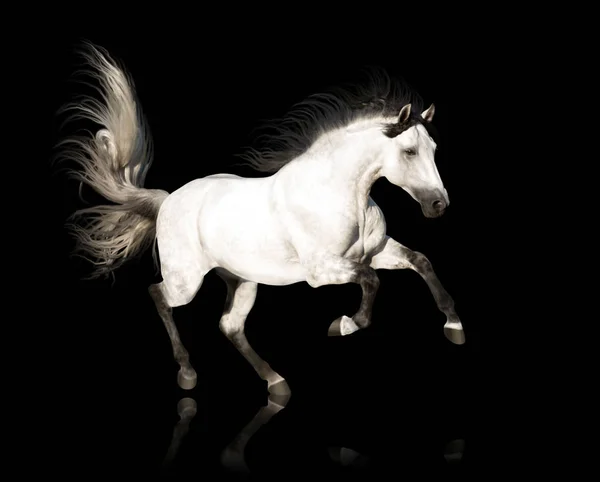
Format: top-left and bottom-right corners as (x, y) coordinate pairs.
(444, 323), (466, 345)
(268, 379), (291, 396)
(220, 447), (250, 474)
(444, 438), (465, 463)
(329, 446), (370, 467)
(177, 368), (197, 390)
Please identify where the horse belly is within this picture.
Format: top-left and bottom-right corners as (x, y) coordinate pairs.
(220, 252), (306, 286)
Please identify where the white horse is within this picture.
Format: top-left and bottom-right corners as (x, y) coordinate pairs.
(57, 43), (465, 396)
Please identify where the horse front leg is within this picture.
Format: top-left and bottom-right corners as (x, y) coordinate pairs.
(370, 236), (465, 344)
(306, 254), (380, 336)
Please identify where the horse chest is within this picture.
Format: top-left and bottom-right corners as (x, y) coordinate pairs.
(290, 197), (387, 263)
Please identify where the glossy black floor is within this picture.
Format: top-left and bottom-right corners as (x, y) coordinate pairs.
(43, 24), (507, 478)
(52, 268), (485, 478)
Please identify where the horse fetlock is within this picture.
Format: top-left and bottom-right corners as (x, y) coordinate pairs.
(268, 378), (291, 396)
(440, 304), (456, 316)
(353, 314), (372, 329)
(174, 348), (190, 362)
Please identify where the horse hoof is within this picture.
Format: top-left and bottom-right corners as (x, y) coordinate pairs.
(328, 317), (342, 336)
(328, 315), (360, 336)
(177, 397), (197, 418)
(268, 379), (291, 396)
(177, 368), (197, 390)
(444, 321), (465, 345)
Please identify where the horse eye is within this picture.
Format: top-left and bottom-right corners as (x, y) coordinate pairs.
(404, 148), (417, 156)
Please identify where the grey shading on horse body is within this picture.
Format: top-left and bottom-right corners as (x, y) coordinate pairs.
(55, 41), (465, 394)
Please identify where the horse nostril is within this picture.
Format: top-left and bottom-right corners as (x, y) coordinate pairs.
(432, 199), (445, 211)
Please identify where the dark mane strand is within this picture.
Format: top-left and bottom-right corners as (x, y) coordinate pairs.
(238, 67), (427, 173)
(383, 114), (439, 144)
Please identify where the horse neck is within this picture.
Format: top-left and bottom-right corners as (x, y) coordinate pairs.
(308, 124), (385, 204)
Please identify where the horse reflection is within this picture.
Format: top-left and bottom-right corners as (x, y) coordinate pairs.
(220, 392), (291, 473)
(161, 394), (464, 473)
(328, 446), (370, 468)
(162, 397), (197, 468)
(161, 393), (291, 473)
(161, 392), (371, 473)
(443, 438), (465, 463)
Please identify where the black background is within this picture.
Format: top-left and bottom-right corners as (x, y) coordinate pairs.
(39, 16), (539, 479)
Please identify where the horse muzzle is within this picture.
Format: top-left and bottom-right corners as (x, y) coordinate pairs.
(419, 190), (449, 218)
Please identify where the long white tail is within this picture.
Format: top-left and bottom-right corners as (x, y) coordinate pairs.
(56, 42), (168, 280)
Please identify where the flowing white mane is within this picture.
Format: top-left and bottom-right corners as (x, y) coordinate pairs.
(238, 68), (427, 173)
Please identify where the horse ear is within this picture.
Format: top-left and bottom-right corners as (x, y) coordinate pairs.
(398, 104), (411, 124)
(421, 103), (435, 122)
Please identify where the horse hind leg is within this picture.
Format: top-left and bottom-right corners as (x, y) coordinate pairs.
(216, 269), (290, 396)
(149, 267), (207, 390)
